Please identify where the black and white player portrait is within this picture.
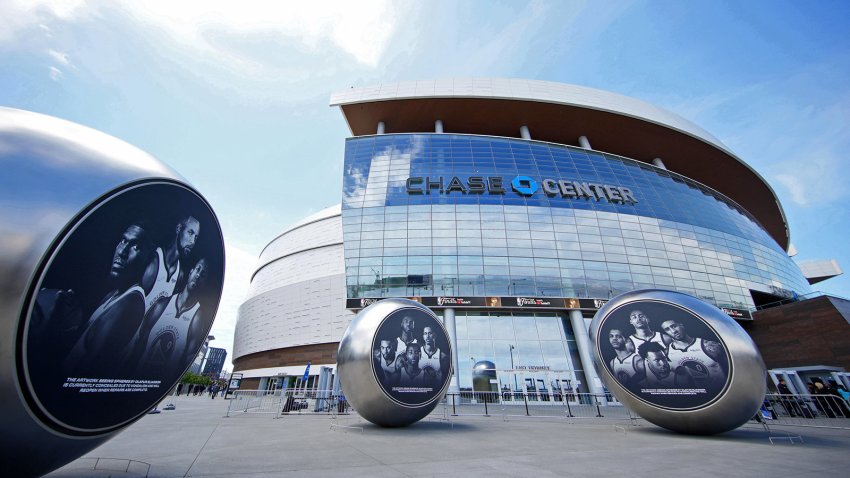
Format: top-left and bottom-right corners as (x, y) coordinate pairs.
(141, 215), (201, 313)
(597, 301), (731, 410)
(606, 328), (643, 388)
(23, 182), (224, 431)
(374, 339), (399, 387)
(131, 257), (211, 381)
(372, 307), (451, 407)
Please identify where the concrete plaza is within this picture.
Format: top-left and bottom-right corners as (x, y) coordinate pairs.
(47, 394), (850, 477)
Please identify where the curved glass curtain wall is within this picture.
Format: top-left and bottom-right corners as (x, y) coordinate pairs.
(341, 134), (811, 310)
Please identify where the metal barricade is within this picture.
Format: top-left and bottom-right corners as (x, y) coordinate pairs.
(226, 389), (848, 431)
(225, 389), (285, 417)
(441, 392), (633, 422)
(227, 390), (352, 418)
(760, 393), (850, 429)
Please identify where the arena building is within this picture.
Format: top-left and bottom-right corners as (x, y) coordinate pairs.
(233, 79), (842, 396)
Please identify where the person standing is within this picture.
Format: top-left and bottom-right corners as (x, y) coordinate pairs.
(777, 378), (802, 417)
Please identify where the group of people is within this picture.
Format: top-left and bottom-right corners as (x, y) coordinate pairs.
(374, 314), (449, 389)
(44, 214), (211, 381)
(775, 377), (850, 418)
(176, 382), (226, 398)
(605, 309), (728, 392)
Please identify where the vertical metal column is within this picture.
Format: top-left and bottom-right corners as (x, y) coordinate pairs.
(443, 307), (460, 394)
(520, 125), (531, 140)
(377, 121), (385, 134)
(652, 157), (667, 170)
(578, 135), (591, 149)
(315, 366), (332, 412)
(435, 119), (444, 133)
(568, 310), (606, 399)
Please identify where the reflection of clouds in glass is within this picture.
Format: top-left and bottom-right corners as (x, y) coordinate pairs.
(344, 137), (421, 207)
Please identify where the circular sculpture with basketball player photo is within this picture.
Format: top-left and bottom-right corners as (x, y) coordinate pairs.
(20, 180), (225, 435)
(372, 306), (452, 407)
(590, 289), (767, 435)
(597, 300), (731, 410)
(337, 298), (454, 427)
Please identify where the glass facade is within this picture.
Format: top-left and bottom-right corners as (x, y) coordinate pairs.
(341, 134), (810, 311)
(448, 310), (586, 394)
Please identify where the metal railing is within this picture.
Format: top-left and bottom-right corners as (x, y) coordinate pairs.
(225, 389), (850, 430)
(760, 393), (850, 429)
(442, 391), (634, 421)
(754, 291), (850, 311)
(225, 389), (350, 417)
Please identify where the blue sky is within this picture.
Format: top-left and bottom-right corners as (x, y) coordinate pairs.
(2, 1), (849, 371)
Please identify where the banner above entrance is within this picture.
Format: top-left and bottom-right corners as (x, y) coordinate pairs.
(345, 296), (752, 320)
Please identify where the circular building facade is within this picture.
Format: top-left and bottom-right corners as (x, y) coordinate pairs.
(232, 205), (352, 390)
(233, 79), (811, 396)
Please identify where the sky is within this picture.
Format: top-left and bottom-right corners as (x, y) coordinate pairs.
(2, 0), (849, 372)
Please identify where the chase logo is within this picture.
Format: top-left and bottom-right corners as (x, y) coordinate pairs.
(511, 175), (538, 196)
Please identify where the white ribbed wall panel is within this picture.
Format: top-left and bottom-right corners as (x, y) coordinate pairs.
(233, 273), (353, 359)
(234, 205), (350, 361)
(248, 244), (345, 300)
(257, 213), (342, 270)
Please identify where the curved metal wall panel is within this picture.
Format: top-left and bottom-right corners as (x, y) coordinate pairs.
(233, 273), (352, 360)
(234, 211), (350, 362)
(257, 212), (342, 270)
(248, 245), (345, 300)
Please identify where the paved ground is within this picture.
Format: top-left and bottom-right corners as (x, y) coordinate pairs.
(46, 394), (850, 477)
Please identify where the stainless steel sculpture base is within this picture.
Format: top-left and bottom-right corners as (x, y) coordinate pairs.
(337, 298), (452, 427)
(589, 289), (766, 435)
(0, 108), (221, 476)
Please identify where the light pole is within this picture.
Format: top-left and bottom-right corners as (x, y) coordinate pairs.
(509, 345), (518, 391)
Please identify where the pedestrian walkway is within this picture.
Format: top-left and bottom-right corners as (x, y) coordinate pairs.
(46, 393), (850, 477)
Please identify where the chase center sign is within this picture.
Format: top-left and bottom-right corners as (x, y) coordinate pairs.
(406, 174), (638, 204)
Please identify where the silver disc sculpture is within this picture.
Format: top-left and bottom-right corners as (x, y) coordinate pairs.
(337, 298), (453, 427)
(0, 108), (226, 476)
(589, 289), (766, 435)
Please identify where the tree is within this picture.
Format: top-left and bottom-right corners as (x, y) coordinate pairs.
(180, 370), (212, 386)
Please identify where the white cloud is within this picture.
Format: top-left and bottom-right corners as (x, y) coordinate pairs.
(771, 147), (849, 207)
(208, 240), (257, 371)
(48, 48), (72, 65)
(117, 0), (402, 81)
(1, 1), (403, 69)
(0, 0), (89, 45)
(49, 66), (63, 80)
(774, 173), (808, 206)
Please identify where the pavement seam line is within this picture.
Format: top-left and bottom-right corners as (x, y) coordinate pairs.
(183, 421), (221, 478)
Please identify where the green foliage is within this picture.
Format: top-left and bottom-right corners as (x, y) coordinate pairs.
(180, 371), (212, 386)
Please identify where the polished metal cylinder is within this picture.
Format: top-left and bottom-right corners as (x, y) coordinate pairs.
(589, 289), (766, 435)
(337, 298), (453, 427)
(0, 108), (225, 475)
